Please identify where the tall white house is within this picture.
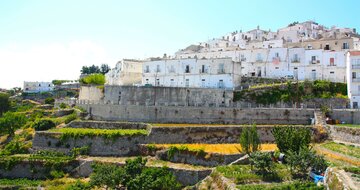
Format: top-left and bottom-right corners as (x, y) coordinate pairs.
(23, 82), (54, 93)
(347, 51), (360, 108)
(142, 58), (241, 89)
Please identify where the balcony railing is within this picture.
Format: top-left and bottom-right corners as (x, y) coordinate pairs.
(352, 65), (360, 69)
(353, 78), (360, 82)
(309, 60), (320, 64)
(291, 58), (300, 63)
(218, 69), (226, 74)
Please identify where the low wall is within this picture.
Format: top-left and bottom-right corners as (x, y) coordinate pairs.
(32, 132), (146, 156)
(33, 125), (314, 156)
(326, 125), (360, 144)
(157, 150), (244, 167)
(330, 110), (360, 124)
(0, 160), (79, 179)
(68, 120), (150, 130)
(80, 104), (313, 125)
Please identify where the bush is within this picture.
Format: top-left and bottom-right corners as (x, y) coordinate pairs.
(90, 157), (181, 190)
(59, 103), (67, 109)
(45, 97), (55, 105)
(65, 113), (78, 124)
(250, 152), (274, 175)
(271, 126), (311, 153)
(0, 140), (30, 155)
(33, 119), (56, 131)
(80, 74), (105, 85)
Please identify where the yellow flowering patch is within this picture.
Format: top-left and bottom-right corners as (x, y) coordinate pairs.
(154, 144), (277, 154)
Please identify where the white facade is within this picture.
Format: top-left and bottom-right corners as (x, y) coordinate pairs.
(142, 58), (241, 89)
(23, 82), (54, 93)
(347, 51), (360, 108)
(105, 59), (143, 86)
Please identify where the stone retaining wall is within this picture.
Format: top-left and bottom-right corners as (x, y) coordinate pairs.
(68, 120), (150, 130)
(326, 125), (360, 144)
(157, 150), (244, 167)
(80, 104), (313, 125)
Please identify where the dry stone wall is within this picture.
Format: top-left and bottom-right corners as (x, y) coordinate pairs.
(80, 104), (313, 125)
(326, 125), (360, 144)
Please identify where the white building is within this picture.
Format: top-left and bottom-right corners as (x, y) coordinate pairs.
(142, 58), (241, 89)
(105, 59), (143, 86)
(347, 51), (360, 108)
(23, 82), (54, 93)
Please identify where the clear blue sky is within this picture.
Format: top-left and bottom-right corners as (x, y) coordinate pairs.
(0, 0), (359, 89)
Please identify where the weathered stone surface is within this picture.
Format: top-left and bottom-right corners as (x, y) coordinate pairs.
(68, 120), (150, 130)
(52, 109), (74, 117)
(80, 104), (313, 125)
(326, 125), (360, 144)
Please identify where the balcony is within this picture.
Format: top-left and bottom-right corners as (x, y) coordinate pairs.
(309, 60), (320, 64)
(218, 69), (226, 74)
(352, 65), (360, 69)
(353, 78), (360, 82)
(272, 57), (281, 62)
(240, 58), (246, 62)
(256, 59), (263, 63)
(291, 58), (300, 63)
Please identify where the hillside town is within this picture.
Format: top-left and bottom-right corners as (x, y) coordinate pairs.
(1, 20), (360, 190)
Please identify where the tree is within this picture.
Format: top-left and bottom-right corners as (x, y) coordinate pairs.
(90, 163), (125, 190)
(100, 64), (110, 74)
(249, 151), (274, 175)
(0, 93), (10, 115)
(79, 74), (105, 85)
(271, 126), (311, 153)
(0, 112), (27, 136)
(240, 124), (260, 155)
(90, 157), (181, 190)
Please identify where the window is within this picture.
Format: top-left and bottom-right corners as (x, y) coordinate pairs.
(275, 52), (279, 57)
(156, 65), (160, 72)
(218, 64), (225, 73)
(324, 44), (330, 50)
(256, 53), (262, 61)
(330, 58), (335, 66)
(156, 79), (160, 86)
(292, 54), (299, 62)
(145, 65), (150, 73)
(201, 79), (206, 87)
(201, 65), (205, 73)
(275, 67), (279, 69)
(353, 72), (357, 79)
(240, 54), (246, 61)
(170, 79), (175, 86)
(185, 79), (189, 87)
(39, 84), (41, 87)
(185, 65), (190, 73)
(218, 80), (224, 88)
(343, 42), (349, 49)
(145, 79), (149, 84)
(353, 102), (358, 109)
(169, 65), (175, 73)
(311, 56), (316, 61)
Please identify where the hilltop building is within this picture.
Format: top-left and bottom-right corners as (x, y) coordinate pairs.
(142, 58), (241, 89)
(23, 82), (54, 93)
(105, 59), (143, 86)
(347, 51), (360, 108)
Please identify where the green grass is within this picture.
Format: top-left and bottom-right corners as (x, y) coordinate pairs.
(321, 142), (360, 159)
(237, 181), (324, 190)
(216, 164), (291, 184)
(0, 178), (41, 187)
(335, 124), (360, 128)
(49, 128), (148, 140)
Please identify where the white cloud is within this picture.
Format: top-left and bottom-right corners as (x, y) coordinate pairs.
(0, 40), (114, 89)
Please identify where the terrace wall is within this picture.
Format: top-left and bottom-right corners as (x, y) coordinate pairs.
(330, 110), (360, 124)
(326, 125), (360, 144)
(80, 104), (313, 125)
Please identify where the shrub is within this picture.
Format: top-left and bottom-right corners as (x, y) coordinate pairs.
(271, 126), (311, 153)
(250, 152), (274, 175)
(45, 97), (55, 105)
(80, 74), (105, 85)
(59, 103), (67, 109)
(65, 113), (78, 124)
(33, 119), (56, 131)
(0, 140), (30, 155)
(0, 112), (27, 136)
(239, 124), (260, 155)
(67, 180), (90, 190)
